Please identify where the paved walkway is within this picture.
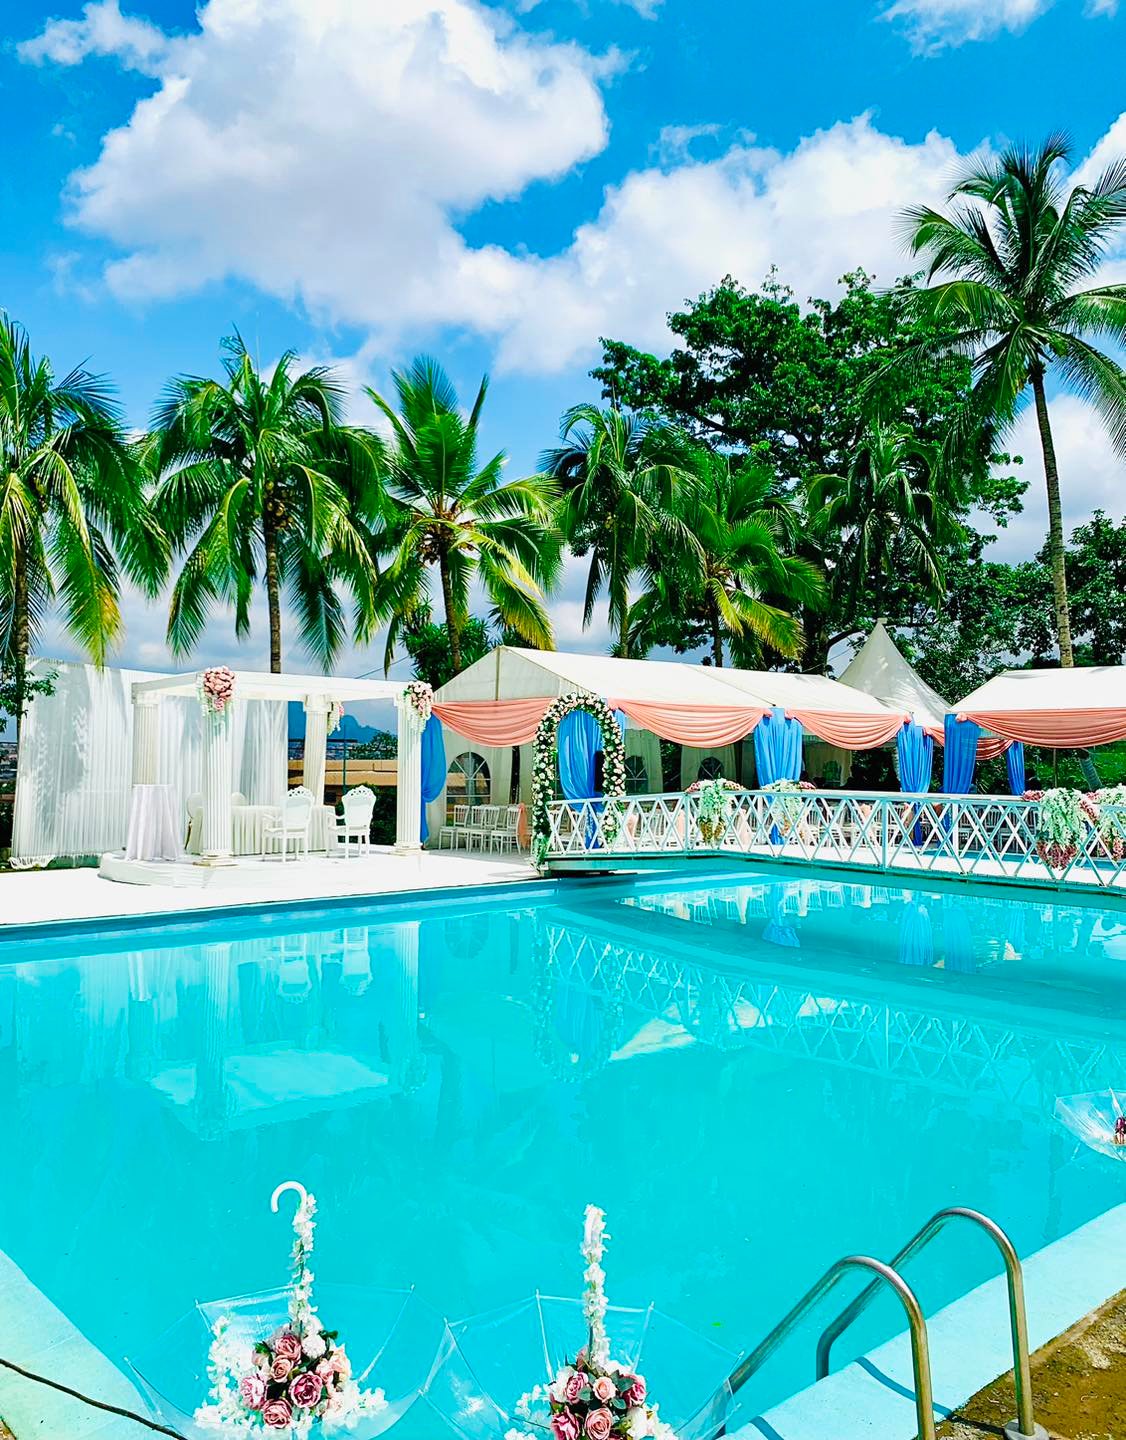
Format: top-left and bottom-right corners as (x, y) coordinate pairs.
(0, 849), (538, 927)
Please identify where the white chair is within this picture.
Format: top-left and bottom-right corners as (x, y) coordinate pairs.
(439, 804), (469, 850)
(467, 805), (500, 849)
(263, 786), (314, 862)
(185, 791), (203, 854)
(335, 785), (375, 858)
(491, 805), (523, 853)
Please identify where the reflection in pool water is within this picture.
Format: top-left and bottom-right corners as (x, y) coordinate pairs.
(2, 868), (1125, 1420)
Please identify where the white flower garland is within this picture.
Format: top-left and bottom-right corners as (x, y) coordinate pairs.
(530, 694), (627, 868)
(327, 701), (345, 736)
(1022, 786), (1099, 870)
(692, 779), (738, 844)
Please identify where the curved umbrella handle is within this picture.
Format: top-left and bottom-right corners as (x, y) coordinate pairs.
(271, 1180), (309, 1214)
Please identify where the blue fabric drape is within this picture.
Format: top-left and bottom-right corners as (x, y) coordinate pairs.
(1006, 741), (1026, 795)
(753, 706), (803, 785)
(558, 709), (603, 799)
(942, 714), (980, 794)
(419, 714), (446, 843)
(897, 901), (934, 967)
(896, 721), (934, 793)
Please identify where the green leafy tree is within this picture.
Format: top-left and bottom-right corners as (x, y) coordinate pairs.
(896, 133), (1126, 667)
(366, 357), (560, 673)
(0, 316), (165, 732)
(403, 612), (493, 689)
(806, 421), (949, 623)
(629, 452), (825, 666)
(148, 334), (380, 672)
(541, 404), (696, 655)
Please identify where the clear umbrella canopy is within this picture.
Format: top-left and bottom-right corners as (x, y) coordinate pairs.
(1055, 1090), (1126, 1162)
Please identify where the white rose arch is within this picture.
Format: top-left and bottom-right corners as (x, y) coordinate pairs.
(531, 692), (627, 867)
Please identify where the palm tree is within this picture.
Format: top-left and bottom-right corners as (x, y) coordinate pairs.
(807, 421), (948, 622)
(542, 405), (696, 656)
(365, 357), (560, 673)
(630, 453), (825, 666)
(895, 134), (1126, 666)
(147, 335), (380, 672)
(0, 315), (165, 734)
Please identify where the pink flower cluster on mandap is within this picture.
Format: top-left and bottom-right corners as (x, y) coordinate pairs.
(200, 666), (237, 716)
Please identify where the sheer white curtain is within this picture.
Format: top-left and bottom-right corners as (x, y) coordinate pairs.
(12, 662), (288, 864)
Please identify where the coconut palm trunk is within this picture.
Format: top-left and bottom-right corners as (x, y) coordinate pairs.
(438, 549), (462, 672)
(1030, 368), (1075, 668)
(263, 510), (284, 673)
(11, 562), (29, 742)
(710, 601), (725, 667)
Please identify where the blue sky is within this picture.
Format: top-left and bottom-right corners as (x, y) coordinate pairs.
(5, 0), (1126, 680)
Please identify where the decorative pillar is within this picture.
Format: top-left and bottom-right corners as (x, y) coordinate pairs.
(394, 693), (424, 853)
(199, 706), (235, 865)
(131, 692), (161, 786)
(302, 695), (329, 802)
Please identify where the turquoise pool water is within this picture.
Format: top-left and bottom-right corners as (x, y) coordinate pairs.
(2, 866), (1125, 1422)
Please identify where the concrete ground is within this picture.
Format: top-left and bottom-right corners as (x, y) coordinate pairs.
(937, 1289), (1126, 1440)
(0, 847), (538, 927)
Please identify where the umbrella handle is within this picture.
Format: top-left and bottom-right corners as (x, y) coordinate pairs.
(271, 1180), (308, 1214)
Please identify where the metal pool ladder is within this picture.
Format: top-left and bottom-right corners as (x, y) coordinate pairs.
(719, 1206), (1047, 1440)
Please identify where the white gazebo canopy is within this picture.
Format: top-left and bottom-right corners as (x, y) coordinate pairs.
(132, 670), (407, 704)
(838, 620), (949, 737)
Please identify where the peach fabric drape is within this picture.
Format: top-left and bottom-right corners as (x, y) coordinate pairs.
(432, 699), (553, 747)
(609, 699), (767, 745)
(923, 725), (1012, 759)
(787, 709), (909, 749)
(957, 708), (1126, 747)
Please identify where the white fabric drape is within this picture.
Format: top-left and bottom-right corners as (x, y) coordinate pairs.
(12, 662), (288, 864)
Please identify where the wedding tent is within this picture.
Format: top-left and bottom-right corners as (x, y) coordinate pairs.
(426, 648), (910, 830)
(11, 662), (422, 868)
(955, 665), (1126, 746)
(839, 621), (948, 737)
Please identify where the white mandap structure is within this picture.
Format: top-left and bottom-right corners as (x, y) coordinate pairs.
(10, 662), (427, 877)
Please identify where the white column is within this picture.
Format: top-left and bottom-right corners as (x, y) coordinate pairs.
(131, 692), (161, 785)
(199, 708), (235, 865)
(394, 694), (424, 853)
(302, 696), (329, 802)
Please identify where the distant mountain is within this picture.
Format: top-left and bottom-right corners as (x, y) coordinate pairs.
(287, 701), (384, 743)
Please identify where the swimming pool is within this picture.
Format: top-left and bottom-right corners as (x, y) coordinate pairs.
(2, 865), (1125, 1425)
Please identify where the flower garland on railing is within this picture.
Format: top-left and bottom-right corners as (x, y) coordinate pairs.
(199, 667), (237, 721)
(1093, 785), (1126, 861)
(403, 680), (434, 725)
(507, 1207), (673, 1440)
(196, 1183), (386, 1435)
(1022, 787), (1099, 870)
(530, 694), (627, 868)
(689, 778), (742, 845)
(760, 778), (816, 837)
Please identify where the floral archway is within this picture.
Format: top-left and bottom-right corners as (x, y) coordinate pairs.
(531, 692), (627, 866)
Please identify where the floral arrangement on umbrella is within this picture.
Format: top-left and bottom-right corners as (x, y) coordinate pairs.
(1022, 787), (1099, 870)
(199, 667), (237, 719)
(507, 1208), (673, 1440)
(403, 681), (434, 724)
(196, 1183), (386, 1435)
(760, 778), (816, 837)
(530, 695), (627, 868)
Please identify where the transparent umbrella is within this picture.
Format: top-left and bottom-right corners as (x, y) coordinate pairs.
(1055, 1089), (1126, 1162)
(424, 1208), (740, 1440)
(126, 1184), (442, 1439)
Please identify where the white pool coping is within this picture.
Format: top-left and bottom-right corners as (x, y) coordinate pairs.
(736, 1200), (1126, 1440)
(0, 849), (537, 927)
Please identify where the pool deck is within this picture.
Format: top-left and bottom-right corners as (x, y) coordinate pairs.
(0, 849), (538, 927)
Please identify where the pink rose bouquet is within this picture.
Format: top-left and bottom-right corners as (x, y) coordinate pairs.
(509, 1208), (673, 1440)
(195, 1183), (386, 1434)
(199, 666), (237, 718)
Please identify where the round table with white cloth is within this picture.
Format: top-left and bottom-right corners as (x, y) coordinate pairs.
(125, 783), (181, 862)
(232, 802), (340, 855)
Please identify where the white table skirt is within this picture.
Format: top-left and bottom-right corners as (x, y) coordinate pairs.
(233, 803), (339, 855)
(125, 783), (181, 862)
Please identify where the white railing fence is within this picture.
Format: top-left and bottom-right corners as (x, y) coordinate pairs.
(542, 789), (1126, 890)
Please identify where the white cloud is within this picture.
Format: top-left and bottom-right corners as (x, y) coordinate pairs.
(651, 122), (723, 165)
(984, 395), (1125, 562)
(18, 0), (169, 74)
(881, 0), (1049, 50)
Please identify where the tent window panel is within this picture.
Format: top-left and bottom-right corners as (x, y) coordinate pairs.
(624, 755), (649, 795)
(448, 752), (491, 814)
(698, 756), (725, 781)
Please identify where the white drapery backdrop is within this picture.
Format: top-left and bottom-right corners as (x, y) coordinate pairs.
(12, 662), (287, 865)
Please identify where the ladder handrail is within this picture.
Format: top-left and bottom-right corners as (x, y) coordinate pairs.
(815, 1207), (1037, 1440)
(722, 1255), (936, 1440)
